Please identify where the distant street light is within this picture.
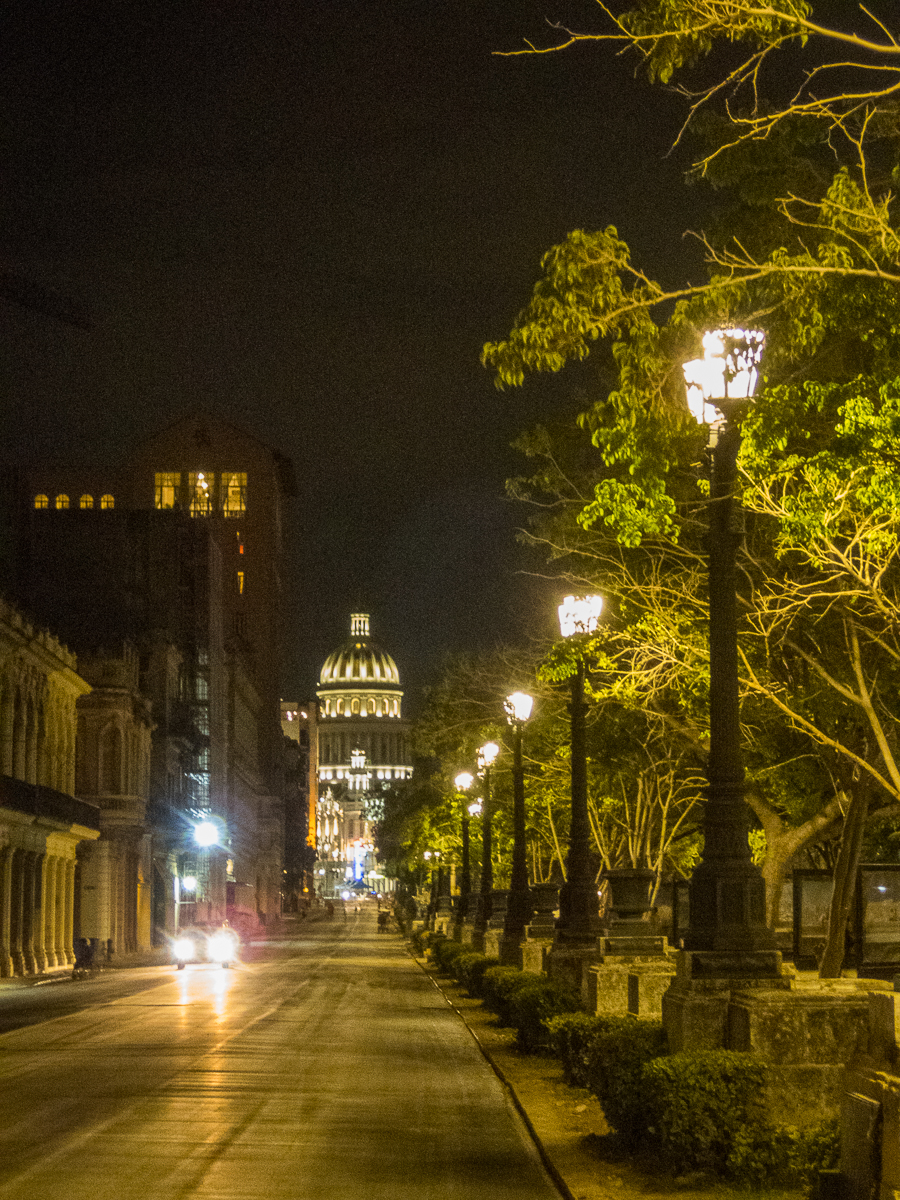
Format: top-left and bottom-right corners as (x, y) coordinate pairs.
(194, 820), (218, 847)
(472, 741), (500, 950)
(681, 329), (777, 963)
(555, 596), (603, 946)
(500, 692), (534, 964)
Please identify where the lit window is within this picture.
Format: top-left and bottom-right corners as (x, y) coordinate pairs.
(237, 570), (244, 595)
(154, 472), (180, 509)
(337, 699), (345, 715)
(34, 494), (48, 510)
(237, 531), (244, 554)
(101, 494), (115, 510)
(80, 494), (93, 509)
(55, 494), (69, 509)
(221, 472), (247, 517)
(351, 699), (360, 714)
(189, 472), (212, 516)
(367, 698), (375, 714)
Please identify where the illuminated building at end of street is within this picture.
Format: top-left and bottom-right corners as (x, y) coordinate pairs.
(313, 614), (410, 897)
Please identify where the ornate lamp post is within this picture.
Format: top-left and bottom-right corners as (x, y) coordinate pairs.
(471, 741), (500, 950)
(554, 595), (604, 945)
(681, 328), (777, 963)
(454, 771), (474, 938)
(499, 691), (534, 965)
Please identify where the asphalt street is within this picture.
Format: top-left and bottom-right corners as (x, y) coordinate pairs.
(0, 909), (562, 1199)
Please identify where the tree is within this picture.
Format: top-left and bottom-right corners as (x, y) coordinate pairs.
(479, 1), (900, 974)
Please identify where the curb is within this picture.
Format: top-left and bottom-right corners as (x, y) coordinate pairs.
(409, 947), (577, 1200)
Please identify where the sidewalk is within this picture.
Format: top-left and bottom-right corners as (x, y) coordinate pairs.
(415, 951), (803, 1200)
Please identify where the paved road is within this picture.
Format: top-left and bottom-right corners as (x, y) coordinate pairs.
(0, 909), (562, 1199)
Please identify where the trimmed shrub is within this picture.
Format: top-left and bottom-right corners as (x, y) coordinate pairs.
(545, 1012), (609, 1087)
(644, 1052), (839, 1185)
(409, 927), (432, 956)
(644, 1050), (765, 1172)
(481, 966), (532, 1024)
(583, 1015), (668, 1143)
(508, 977), (581, 1052)
(431, 938), (468, 974)
(454, 952), (499, 997)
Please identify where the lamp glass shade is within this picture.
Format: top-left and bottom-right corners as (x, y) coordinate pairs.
(558, 594), (604, 638)
(454, 771), (474, 792)
(683, 327), (765, 426)
(504, 691), (534, 724)
(478, 741), (500, 768)
(467, 798), (483, 816)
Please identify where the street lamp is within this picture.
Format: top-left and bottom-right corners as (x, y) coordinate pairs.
(500, 692), (534, 964)
(681, 328), (777, 963)
(472, 741), (500, 950)
(555, 595), (604, 945)
(454, 772), (475, 936)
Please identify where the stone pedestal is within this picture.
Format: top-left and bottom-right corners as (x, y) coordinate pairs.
(546, 942), (601, 992)
(664, 950), (879, 1130)
(520, 939), (552, 974)
(458, 922), (476, 946)
(838, 989), (900, 1200)
(729, 984), (872, 1127)
(584, 954), (675, 1018)
(483, 928), (502, 959)
(662, 948), (790, 1052)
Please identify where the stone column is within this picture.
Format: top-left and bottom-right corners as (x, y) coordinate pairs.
(62, 859), (76, 965)
(0, 846), (13, 978)
(21, 852), (38, 974)
(9, 849), (24, 976)
(33, 852), (49, 972)
(54, 857), (67, 967)
(43, 856), (58, 968)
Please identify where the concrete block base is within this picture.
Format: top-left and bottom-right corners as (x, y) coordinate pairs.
(546, 944), (601, 992)
(520, 940), (552, 975)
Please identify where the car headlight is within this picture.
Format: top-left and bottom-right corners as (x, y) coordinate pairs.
(208, 933), (237, 959)
(173, 937), (195, 959)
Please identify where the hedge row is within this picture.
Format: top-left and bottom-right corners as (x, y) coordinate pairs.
(545, 1012), (838, 1185)
(412, 931), (838, 1185)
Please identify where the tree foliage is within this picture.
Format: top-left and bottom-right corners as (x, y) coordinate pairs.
(480, 2), (900, 957)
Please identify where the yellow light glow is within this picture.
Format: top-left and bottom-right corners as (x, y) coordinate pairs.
(558, 595), (604, 638)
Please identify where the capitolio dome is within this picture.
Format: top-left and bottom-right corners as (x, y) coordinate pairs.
(318, 613), (400, 689)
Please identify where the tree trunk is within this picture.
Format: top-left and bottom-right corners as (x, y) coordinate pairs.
(819, 784), (869, 979)
(746, 790), (843, 925)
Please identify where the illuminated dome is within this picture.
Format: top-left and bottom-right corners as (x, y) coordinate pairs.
(318, 614), (401, 689)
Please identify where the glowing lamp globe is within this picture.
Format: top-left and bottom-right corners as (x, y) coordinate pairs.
(558, 595), (604, 639)
(194, 821), (218, 847)
(477, 741), (500, 769)
(504, 691), (534, 724)
(682, 328), (765, 428)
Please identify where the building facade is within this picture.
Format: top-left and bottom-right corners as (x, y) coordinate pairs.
(314, 614), (410, 895)
(0, 598), (101, 975)
(8, 411), (296, 942)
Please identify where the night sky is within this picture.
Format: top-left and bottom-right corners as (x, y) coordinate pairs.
(0, 1), (704, 710)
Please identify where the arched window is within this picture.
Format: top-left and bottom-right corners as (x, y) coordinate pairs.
(55, 494), (70, 509)
(34, 494), (48, 509)
(336, 698), (344, 715)
(367, 698), (375, 714)
(351, 698), (360, 714)
(79, 494), (94, 509)
(101, 494), (115, 509)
